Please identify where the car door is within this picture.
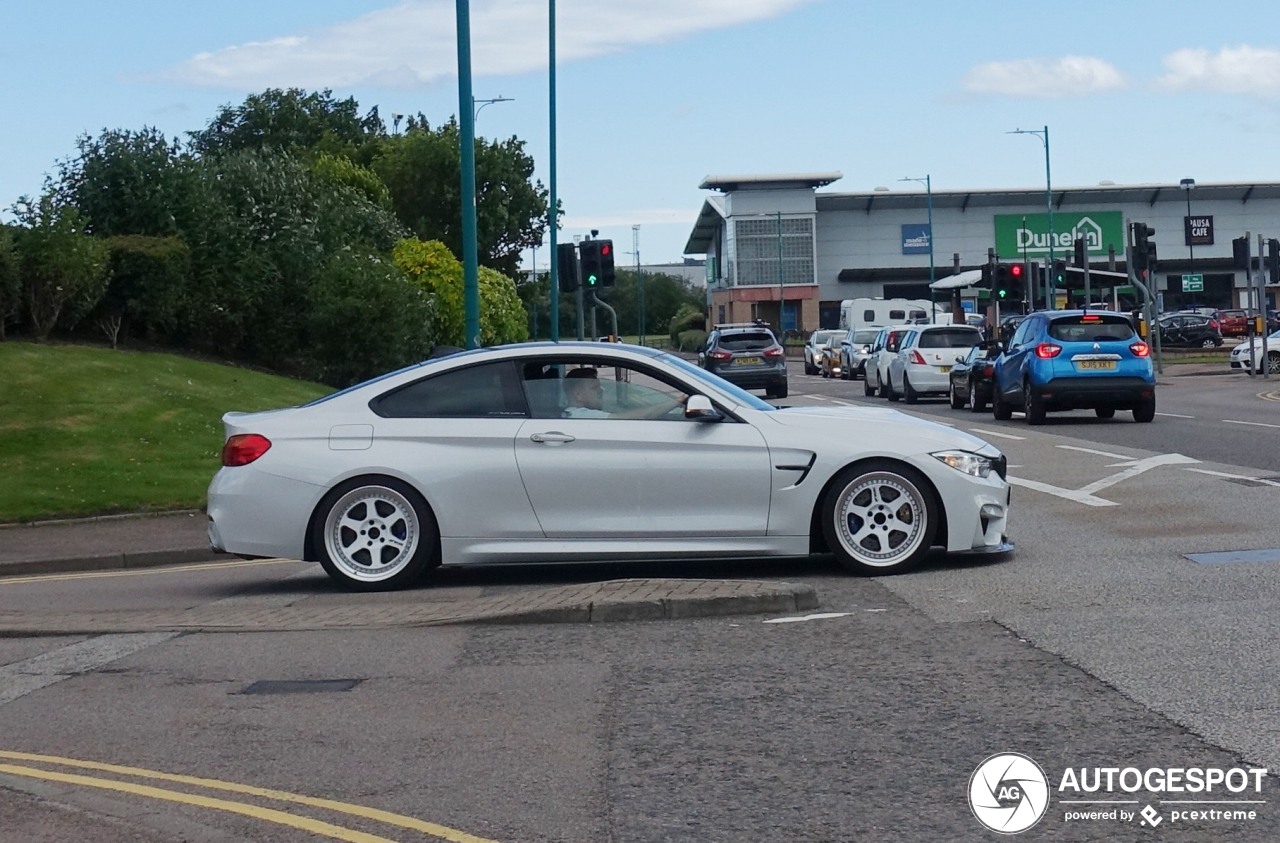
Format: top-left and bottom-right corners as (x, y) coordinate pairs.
(512, 358), (772, 538)
(994, 316), (1036, 400)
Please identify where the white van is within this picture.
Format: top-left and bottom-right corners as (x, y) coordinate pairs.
(838, 297), (948, 331)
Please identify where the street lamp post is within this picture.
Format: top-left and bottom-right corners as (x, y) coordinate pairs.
(1010, 126), (1053, 309)
(473, 95), (513, 121)
(900, 176), (935, 322)
(632, 224), (644, 345)
(1181, 178), (1196, 307)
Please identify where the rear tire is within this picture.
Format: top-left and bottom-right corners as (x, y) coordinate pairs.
(1024, 381), (1046, 425)
(949, 382), (965, 410)
(1133, 398), (1155, 423)
(903, 374), (919, 404)
(886, 374), (900, 402)
(312, 476), (438, 591)
(969, 382), (986, 413)
(864, 375), (877, 397)
(1095, 407), (1115, 419)
(822, 460), (938, 576)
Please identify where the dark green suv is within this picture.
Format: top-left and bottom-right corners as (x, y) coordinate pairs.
(698, 323), (789, 399)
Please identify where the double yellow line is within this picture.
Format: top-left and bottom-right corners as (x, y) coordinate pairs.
(0, 750), (499, 843)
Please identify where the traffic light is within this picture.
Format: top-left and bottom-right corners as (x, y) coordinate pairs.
(1131, 223), (1156, 272)
(1233, 236), (1250, 270)
(993, 263), (1023, 300)
(556, 242), (579, 292)
(597, 239), (616, 287)
(1269, 238), (1280, 284)
(1073, 237), (1087, 268)
(579, 239), (602, 288)
(1052, 259), (1067, 288)
(979, 264), (993, 289)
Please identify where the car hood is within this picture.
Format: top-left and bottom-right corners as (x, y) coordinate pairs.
(767, 404), (995, 452)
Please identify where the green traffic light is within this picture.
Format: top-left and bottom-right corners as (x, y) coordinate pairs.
(997, 289), (1007, 299)
(588, 275), (598, 285)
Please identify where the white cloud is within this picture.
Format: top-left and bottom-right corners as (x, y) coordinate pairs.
(163, 0), (812, 90)
(961, 56), (1126, 98)
(1157, 45), (1280, 97)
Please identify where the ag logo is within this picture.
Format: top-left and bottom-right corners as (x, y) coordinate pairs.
(969, 753), (1050, 834)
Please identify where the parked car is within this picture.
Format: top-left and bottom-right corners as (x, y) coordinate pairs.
(803, 329), (844, 375)
(1156, 313), (1223, 348)
(207, 342), (1013, 588)
(817, 335), (844, 378)
(1228, 328), (1280, 374)
(699, 323), (788, 399)
(884, 324), (984, 404)
(948, 340), (1002, 412)
(997, 313), (1028, 345)
(863, 325), (914, 398)
(992, 310), (1156, 424)
(838, 327), (881, 381)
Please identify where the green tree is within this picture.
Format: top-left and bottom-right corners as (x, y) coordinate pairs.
(11, 194), (109, 339)
(601, 269), (706, 338)
(188, 88), (382, 160)
(393, 238), (528, 347)
(0, 226), (19, 339)
(372, 119), (551, 277)
(55, 127), (195, 238)
(92, 235), (191, 347)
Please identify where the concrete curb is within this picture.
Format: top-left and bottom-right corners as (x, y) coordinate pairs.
(0, 548), (224, 578)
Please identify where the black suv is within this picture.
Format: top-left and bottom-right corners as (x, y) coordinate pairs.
(698, 323), (789, 398)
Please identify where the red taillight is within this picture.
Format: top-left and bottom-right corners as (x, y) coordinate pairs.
(1130, 341), (1151, 358)
(708, 350), (732, 361)
(1209, 320), (1220, 330)
(764, 347), (785, 359)
(222, 434), (272, 467)
(982, 364), (994, 377)
(910, 350), (927, 365)
(1035, 343), (1062, 359)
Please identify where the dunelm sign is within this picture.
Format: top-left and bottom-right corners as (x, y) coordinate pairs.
(995, 212), (1124, 259)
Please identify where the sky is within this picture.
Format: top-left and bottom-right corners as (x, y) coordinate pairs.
(5, 0), (1280, 270)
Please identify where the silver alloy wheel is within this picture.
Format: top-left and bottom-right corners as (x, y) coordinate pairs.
(831, 470), (928, 568)
(323, 485), (420, 583)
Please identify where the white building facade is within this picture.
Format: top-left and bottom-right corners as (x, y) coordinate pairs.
(685, 173), (1280, 332)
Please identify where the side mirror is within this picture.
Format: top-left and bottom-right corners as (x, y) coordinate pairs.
(684, 394), (723, 422)
(955, 355), (966, 365)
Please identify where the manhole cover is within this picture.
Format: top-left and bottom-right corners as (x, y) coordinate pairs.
(240, 679), (362, 695)
(1186, 548), (1280, 565)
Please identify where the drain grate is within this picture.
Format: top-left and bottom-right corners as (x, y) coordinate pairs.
(1186, 548), (1280, 565)
(240, 679), (362, 695)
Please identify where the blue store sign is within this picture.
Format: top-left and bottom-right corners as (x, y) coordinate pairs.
(901, 224), (931, 255)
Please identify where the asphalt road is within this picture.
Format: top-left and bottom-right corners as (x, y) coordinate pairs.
(2, 361), (1280, 841)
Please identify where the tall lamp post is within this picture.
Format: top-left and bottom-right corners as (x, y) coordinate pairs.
(473, 94), (513, 120)
(900, 175), (935, 322)
(632, 224), (644, 345)
(1009, 126), (1053, 309)
(1180, 178), (1196, 306)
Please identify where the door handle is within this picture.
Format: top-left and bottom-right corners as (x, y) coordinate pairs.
(530, 431), (576, 444)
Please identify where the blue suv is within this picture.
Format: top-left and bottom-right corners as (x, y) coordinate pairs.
(992, 310), (1156, 424)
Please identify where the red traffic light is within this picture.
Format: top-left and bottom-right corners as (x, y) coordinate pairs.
(600, 243), (611, 256)
(1010, 264), (1024, 277)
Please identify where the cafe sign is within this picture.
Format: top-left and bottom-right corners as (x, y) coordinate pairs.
(994, 212), (1125, 260)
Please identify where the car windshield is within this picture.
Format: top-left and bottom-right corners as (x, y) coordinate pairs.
(853, 330), (879, 344)
(812, 330), (841, 345)
(1048, 316), (1136, 342)
(917, 329), (981, 349)
(661, 354), (776, 411)
(719, 332), (776, 351)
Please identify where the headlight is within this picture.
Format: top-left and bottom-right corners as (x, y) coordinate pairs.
(932, 450), (993, 478)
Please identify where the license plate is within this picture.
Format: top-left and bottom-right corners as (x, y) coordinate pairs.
(1077, 360), (1117, 371)
(736, 356), (762, 366)
(939, 366), (951, 374)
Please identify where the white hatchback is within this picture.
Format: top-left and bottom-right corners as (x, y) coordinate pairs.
(886, 325), (983, 404)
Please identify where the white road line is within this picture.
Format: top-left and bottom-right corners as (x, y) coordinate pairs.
(1184, 467), (1280, 487)
(0, 633), (177, 707)
(1076, 453), (1200, 496)
(829, 399), (858, 406)
(969, 428), (1026, 440)
(1057, 445), (1132, 459)
(1006, 476), (1118, 507)
(763, 612), (855, 624)
(1156, 412), (1195, 419)
(1223, 419), (1280, 430)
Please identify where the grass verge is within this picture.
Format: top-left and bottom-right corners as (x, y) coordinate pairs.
(0, 342), (330, 522)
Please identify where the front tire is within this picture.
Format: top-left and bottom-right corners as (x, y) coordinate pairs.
(903, 374), (919, 404)
(823, 461), (938, 576)
(1095, 407), (1116, 419)
(949, 382), (965, 410)
(969, 382), (986, 413)
(312, 476), (438, 591)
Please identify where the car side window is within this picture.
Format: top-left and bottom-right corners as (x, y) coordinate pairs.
(371, 361), (526, 418)
(1009, 320), (1032, 347)
(521, 358), (695, 421)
